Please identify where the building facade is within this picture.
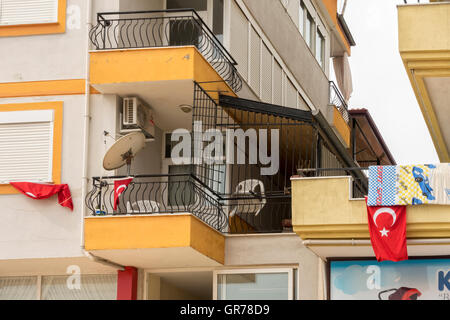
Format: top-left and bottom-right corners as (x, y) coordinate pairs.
(0, 0), (386, 300)
(290, 0), (450, 301)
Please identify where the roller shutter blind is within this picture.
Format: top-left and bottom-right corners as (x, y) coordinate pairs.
(0, 110), (54, 184)
(0, 0), (58, 26)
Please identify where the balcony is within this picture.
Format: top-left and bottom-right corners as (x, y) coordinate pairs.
(327, 81), (351, 148)
(85, 173), (227, 230)
(398, 2), (450, 161)
(89, 9), (242, 103)
(84, 173), (226, 269)
(291, 169), (450, 258)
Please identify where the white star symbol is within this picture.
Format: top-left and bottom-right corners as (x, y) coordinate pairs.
(380, 228), (390, 237)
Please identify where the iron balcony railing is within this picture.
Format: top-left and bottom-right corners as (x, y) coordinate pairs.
(329, 81), (350, 123)
(85, 173), (228, 232)
(89, 9), (242, 92)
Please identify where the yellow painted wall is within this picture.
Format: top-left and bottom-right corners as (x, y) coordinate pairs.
(332, 106), (350, 147)
(292, 176), (450, 239)
(90, 46), (235, 98)
(321, 0), (351, 55)
(398, 3), (450, 53)
(0, 79), (99, 98)
(84, 214), (225, 264)
(398, 3), (450, 162)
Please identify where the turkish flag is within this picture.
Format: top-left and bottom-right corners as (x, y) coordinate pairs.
(10, 182), (73, 211)
(365, 197), (408, 262)
(113, 178), (133, 210)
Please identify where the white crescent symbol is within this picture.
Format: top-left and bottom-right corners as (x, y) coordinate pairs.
(25, 192), (37, 198)
(373, 207), (397, 227)
(116, 184), (127, 194)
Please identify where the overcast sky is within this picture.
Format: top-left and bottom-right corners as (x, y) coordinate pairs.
(340, 0), (440, 165)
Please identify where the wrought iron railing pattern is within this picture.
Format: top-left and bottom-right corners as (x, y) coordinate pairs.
(85, 173), (228, 232)
(89, 9), (242, 92)
(329, 81), (350, 123)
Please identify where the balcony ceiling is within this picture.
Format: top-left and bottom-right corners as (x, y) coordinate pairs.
(90, 47), (236, 131)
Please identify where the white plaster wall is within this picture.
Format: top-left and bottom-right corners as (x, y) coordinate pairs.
(0, 95), (86, 259)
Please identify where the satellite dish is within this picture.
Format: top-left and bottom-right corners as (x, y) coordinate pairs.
(103, 131), (146, 175)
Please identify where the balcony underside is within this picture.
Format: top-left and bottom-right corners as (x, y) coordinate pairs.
(90, 47), (236, 132)
(84, 214), (225, 269)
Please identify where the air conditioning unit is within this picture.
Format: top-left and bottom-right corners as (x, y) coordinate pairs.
(120, 97), (155, 139)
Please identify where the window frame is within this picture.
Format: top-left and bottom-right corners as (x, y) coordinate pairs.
(0, 102), (63, 194)
(0, 0), (66, 37)
(0, 274), (117, 300)
(213, 268), (295, 300)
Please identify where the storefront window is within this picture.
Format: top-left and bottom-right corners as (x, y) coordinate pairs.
(215, 269), (294, 300)
(0, 276), (37, 300)
(330, 259), (450, 300)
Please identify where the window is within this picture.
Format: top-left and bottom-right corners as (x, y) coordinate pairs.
(305, 12), (314, 50)
(212, 0), (224, 43)
(0, 110), (54, 184)
(315, 29), (325, 67)
(298, 1), (305, 36)
(0, 275), (116, 300)
(0, 102), (62, 194)
(0, 0), (65, 37)
(0, 276), (37, 300)
(0, 0), (58, 26)
(41, 274), (117, 300)
(214, 268), (296, 300)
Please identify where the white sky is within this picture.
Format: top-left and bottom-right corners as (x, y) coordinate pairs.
(340, 0), (440, 165)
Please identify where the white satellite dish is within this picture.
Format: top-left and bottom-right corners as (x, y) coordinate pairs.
(103, 131), (146, 175)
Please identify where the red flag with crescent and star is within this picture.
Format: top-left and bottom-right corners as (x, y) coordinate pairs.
(365, 197), (408, 262)
(113, 178), (133, 210)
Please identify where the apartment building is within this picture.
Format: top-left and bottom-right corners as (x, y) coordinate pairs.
(0, 0), (386, 300)
(290, 0), (450, 300)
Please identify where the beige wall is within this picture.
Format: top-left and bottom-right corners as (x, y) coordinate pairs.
(147, 274), (201, 300)
(241, 0), (330, 112)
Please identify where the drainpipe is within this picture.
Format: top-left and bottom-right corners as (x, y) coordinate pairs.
(79, 0), (124, 272)
(80, 0), (92, 253)
(85, 251), (125, 271)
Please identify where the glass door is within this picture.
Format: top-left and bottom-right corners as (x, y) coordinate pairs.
(213, 268), (294, 300)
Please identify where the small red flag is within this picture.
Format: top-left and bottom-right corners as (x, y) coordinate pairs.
(10, 182), (73, 211)
(113, 178), (133, 210)
(365, 197), (408, 262)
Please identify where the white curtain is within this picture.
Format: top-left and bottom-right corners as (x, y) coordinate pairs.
(0, 276), (37, 300)
(333, 51), (353, 102)
(41, 274), (117, 300)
